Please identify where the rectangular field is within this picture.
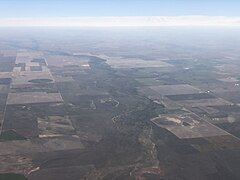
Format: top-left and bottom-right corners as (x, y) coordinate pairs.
(166, 93), (216, 101)
(7, 92), (63, 105)
(151, 114), (229, 139)
(178, 98), (232, 107)
(106, 57), (173, 68)
(149, 84), (202, 96)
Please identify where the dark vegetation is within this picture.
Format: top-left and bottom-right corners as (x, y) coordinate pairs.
(28, 79), (53, 84)
(0, 130), (27, 141)
(0, 173), (27, 180)
(166, 93), (216, 101)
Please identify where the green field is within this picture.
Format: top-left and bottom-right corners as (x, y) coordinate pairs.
(166, 93), (216, 101)
(136, 78), (163, 86)
(164, 108), (189, 114)
(29, 78), (53, 83)
(0, 173), (27, 180)
(0, 130), (26, 141)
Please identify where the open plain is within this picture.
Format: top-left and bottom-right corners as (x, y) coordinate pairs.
(0, 28), (240, 180)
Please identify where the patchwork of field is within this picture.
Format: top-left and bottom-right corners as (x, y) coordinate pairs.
(0, 136), (84, 156)
(0, 31), (240, 180)
(5, 50), (63, 105)
(134, 59), (240, 148)
(11, 71), (53, 86)
(151, 113), (228, 139)
(0, 136), (84, 175)
(0, 51), (16, 137)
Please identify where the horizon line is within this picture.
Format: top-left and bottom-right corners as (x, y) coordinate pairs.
(0, 16), (240, 27)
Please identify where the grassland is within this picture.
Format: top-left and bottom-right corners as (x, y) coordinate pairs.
(0, 130), (26, 141)
(0, 173), (27, 180)
(28, 79), (53, 83)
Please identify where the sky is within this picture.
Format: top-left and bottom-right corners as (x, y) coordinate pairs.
(0, 0), (240, 17)
(0, 0), (240, 26)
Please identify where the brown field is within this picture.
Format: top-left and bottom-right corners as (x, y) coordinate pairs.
(106, 56), (173, 68)
(151, 114), (229, 139)
(38, 116), (75, 137)
(178, 98), (232, 107)
(0, 72), (12, 79)
(0, 136), (84, 156)
(149, 84), (202, 96)
(7, 92), (63, 105)
(45, 55), (90, 68)
(11, 71), (53, 86)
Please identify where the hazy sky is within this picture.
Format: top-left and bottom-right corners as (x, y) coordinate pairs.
(0, 0), (239, 27)
(0, 0), (240, 17)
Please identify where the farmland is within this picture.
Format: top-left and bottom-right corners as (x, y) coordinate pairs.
(0, 28), (240, 180)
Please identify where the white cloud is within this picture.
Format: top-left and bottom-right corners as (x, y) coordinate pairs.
(0, 16), (240, 27)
